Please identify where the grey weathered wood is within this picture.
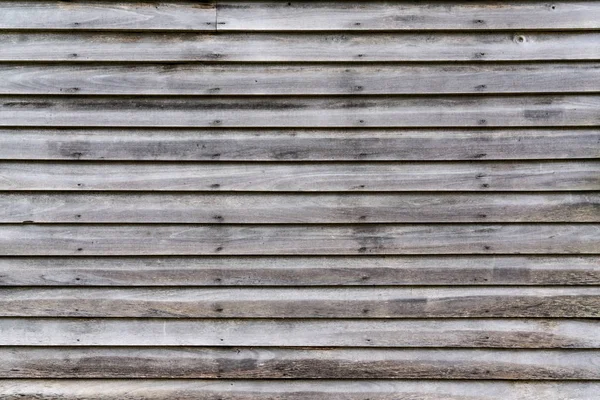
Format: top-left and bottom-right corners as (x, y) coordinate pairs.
(3, 193), (599, 223)
(1, 318), (599, 348)
(218, 1), (600, 31)
(2, 348), (599, 379)
(0, 287), (597, 318)
(2, 63), (599, 95)
(1, 224), (599, 256)
(3, 224), (599, 256)
(1, 161), (598, 191)
(2, 128), (599, 161)
(3, 95), (598, 127)
(3, 1), (598, 31)
(1, 0), (598, 393)
(0, 256), (598, 286)
(1, 380), (599, 400)
(0, 1), (216, 30)
(0, 32), (598, 61)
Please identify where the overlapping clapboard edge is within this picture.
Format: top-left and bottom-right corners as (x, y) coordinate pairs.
(2, 1), (600, 31)
(2, 63), (599, 95)
(1, 379), (599, 400)
(1, 347), (600, 379)
(0, 287), (598, 317)
(1, 128), (598, 161)
(0, 256), (598, 286)
(0, 224), (599, 256)
(3, 95), (600, 127)
(1, 161), (598, 191)
(0, 0), (597, 396)
(0, 32), (599, 61)
(3, 193), (599, 223)
(1, 318), (598, 347)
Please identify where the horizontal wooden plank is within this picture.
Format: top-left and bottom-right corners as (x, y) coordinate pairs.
(4, 1), (597, 32)
(1, 380), (599, 400)
(0, 32), (598, 62)
(1, 224), (599, 256)
(2, 63), (599, 95)
(3, 95), (599, 128)
(3, 193), (599, 223)
(0, 1), (216, 31)
(0, 256), (598, 286)
(218, 1), (600, 31)
(2, 348), (599, 379)
(3, 128), (599, 161)
(1, 161), (598, 191)
(0, 287), (598, 318)
(1, 318), (599, 348)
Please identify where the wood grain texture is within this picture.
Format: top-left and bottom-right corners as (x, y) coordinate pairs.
(2, 348), (599, 379)
(2, 63), (599, 95)
(1, 161), (598, 191)
(0, 1), (216, 30)
(4, 1), (597, 32)
(3, 95), (599, 127)
(0, 287), (598, 318)
(0, 32), (598, 61)
(1, 224), (599, 256)
(0, 256), (598, 286)
(1, 380), (599, 400)
(1, 318), (599, 347)
(1, 0), (599, 393)
(2, 128), (599, 161)
(217, 1), (600, 31)
(3, 193), (599, 223)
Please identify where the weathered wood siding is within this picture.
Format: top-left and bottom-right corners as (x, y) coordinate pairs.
(0, 1), (599, 399)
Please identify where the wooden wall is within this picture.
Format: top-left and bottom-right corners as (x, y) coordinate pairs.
(0, 1), (599, 398)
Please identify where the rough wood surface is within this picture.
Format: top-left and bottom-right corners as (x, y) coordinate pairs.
(0, 1), (216, 30)
(3, 193), (599, 223)
(1, 380), (599, 400)
(2, 128), (598, 161)
(0, 287), (597, 318)
(3, 95), (598, 127)
(0, 256), (598, 286)
(1, 0), (598, 393)
(0, 32), (598, 62)
(2, 63), (599, 95)
(1, 161), (598, 191)
(2, 347), (599, 379)
(217, 1), (600, 31)
(1, 224), (599, 256)
(3, 1), (599, 31)
(1, 318), (598, 348)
